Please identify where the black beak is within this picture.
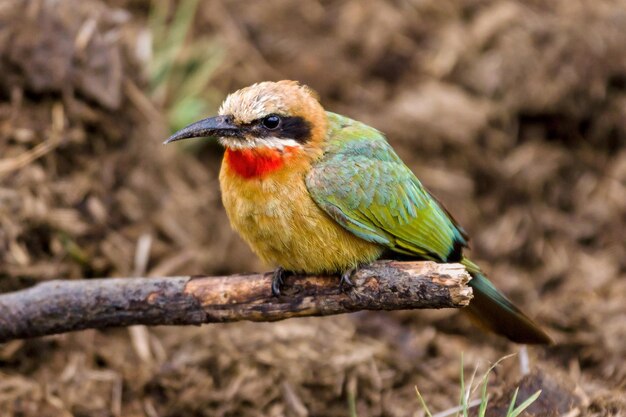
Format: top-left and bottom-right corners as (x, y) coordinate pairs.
(163, 115), (241, 144)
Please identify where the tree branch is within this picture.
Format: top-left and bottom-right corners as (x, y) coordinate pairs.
(0, 261), (472, 343)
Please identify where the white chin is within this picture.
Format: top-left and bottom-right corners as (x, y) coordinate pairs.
(219, 137), (303, 150)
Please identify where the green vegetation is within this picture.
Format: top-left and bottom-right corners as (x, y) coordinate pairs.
(149, 0), (223, 134)
(415, 354), (541, 417)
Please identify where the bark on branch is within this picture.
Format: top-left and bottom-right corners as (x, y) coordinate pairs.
(0, 261), (472, 343)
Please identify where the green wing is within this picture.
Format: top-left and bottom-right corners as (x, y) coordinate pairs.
(307, 113), (552, 345)
(306, 112), (468, 262)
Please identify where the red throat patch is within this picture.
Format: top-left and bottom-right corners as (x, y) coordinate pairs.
(224, 148), (295, 179)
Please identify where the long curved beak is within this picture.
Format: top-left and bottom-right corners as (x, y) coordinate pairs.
(163, 115), (241, 144)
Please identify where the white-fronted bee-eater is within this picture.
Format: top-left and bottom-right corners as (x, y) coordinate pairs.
(165, 80), (552, 344)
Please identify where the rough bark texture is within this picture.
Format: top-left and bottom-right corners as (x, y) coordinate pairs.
(0, 261), (471, 343)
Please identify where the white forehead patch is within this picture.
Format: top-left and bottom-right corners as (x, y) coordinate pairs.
(218, 82), (290, 123)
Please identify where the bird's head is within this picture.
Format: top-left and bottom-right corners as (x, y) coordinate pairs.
(164, 81), (327, 156)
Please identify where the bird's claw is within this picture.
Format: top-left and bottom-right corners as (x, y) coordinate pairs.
(272, 267), (288, 297)
(339, 268), (356, 292)
(274, 267), (355, 295)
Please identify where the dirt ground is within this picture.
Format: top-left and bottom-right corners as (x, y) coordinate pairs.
(1, 0), (625, 416)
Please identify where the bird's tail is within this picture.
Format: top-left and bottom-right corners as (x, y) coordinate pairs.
(461, 257), (553, 344)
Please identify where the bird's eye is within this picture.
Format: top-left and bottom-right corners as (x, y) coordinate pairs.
(262, 115), (281, 130)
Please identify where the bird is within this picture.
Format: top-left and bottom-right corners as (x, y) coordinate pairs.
(164, 80), (552, 344)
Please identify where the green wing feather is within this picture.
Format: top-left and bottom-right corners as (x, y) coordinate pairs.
(306, 112), (467, 262)
(306, 112), (552, 344)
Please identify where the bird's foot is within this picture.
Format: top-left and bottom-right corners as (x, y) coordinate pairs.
(271, 267), (292, 297)
(339, 268), (356, 292)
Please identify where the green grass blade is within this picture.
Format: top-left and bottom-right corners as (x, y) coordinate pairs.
(477, 372), (489, 417)
(472, 353), (516, 397)
(348, 390), (358, 417)
(415, 387), (434, 417)
(506, 387), (519, 416)
(508, 390), (541, 417)
(458, 353), (469, 417)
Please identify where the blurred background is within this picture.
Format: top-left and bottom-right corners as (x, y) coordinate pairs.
(0, 0), (625, 415)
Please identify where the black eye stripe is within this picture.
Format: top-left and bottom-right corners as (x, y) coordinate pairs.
(243, 115), (312, 143)
(278, 116), (311, 143)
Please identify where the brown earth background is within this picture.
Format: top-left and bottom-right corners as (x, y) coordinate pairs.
(0, 0), (625, 416)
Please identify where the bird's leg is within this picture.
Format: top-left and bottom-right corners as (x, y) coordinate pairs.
(339, 268), (356, 292)
(271, 267), (292, 297)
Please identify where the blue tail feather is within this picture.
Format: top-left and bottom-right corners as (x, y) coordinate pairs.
(462, 258), (552, 345)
